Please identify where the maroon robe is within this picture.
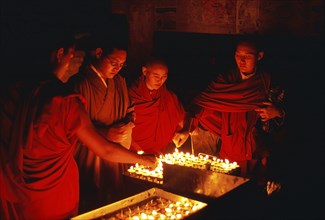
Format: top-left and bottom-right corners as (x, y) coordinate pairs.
(191, 69), (271, 162)
(129, 75), (185, 154)
(71, 66), (134, 205)
(1, 79), (86, 219)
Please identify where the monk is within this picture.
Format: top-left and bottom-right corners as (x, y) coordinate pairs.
(0, 32), (156, 220)
(129, 57), (185, 155)
(69, 34), (136, 210)
(173, 36), (285, 179)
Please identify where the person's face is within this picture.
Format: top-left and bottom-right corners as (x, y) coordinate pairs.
(55, 46), (83, 82)
(98, 48), (127, 79)
(66, 50), (85, 78)
(143, 63), (168, 90)
(234, 43), (263, 75)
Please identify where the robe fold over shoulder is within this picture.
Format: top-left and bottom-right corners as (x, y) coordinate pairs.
(191, 69), (271, 161)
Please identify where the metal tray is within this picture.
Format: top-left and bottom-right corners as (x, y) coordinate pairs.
(163, 163), (250, 199)
(71, 187), (207, 220)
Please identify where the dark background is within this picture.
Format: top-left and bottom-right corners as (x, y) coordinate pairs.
(1, 0), (324, 218)
(153, 31), (325, 219)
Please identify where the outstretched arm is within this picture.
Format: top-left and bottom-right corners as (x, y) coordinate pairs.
(76, 108), (156, 167)
(172, 112), (197, 148)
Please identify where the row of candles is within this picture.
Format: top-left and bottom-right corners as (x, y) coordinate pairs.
(162, 150), (239, 172)
(102, 197), (203, 220)
(127, 162), (164, 184)
(127, 149), (239, 184)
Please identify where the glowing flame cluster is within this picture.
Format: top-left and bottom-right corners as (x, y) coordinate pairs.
(104, 197), (202, 220)
(127, 149), (239, 184)
(161, 149), (239, 173)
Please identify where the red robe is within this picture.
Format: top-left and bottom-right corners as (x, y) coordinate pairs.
(191, 69), (271, 162)
(70, 66), (134, 205)
(129, 75), (185, 154)
(1, 80), (86, 219)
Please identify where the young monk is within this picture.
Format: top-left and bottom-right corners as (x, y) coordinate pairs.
(129, 56), (185, 155)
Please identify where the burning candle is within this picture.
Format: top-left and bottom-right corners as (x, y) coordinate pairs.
(140, 213), (147, 219)
(151, 210), (158, 216)
(165, 207), (172, 216)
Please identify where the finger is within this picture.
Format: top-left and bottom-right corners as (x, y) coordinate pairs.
(262, 101), (272, 106)
(172, 138), (180, 147)
(173, 133), (180, 139)
(127, 122), (135, 128)
(176, 140), (184, 148)
(177, 138), (186, 147)
(177, 138), (186, 148)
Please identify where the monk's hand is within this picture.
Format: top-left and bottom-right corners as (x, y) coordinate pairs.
(173, 131), (190, 148)
(140, 154), (159, 169)
(106, 122), (134, 143)
(254, 102), (284, 122)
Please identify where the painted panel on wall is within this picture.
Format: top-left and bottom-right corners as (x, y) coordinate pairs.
(153, 0), (323, 36)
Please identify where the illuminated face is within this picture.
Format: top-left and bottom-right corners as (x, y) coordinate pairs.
(143, 63), (168, 91)
(234, 43), (263, 75)
(98, 48), (127, 79)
